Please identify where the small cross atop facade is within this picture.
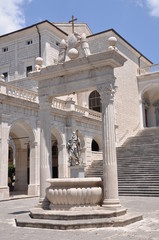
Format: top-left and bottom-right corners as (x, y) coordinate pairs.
(69, 15), (77, 33)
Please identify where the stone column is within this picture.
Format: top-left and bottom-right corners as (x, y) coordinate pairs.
(28, 141), (40, 196)
(97, 81), (121, 209)
(58, 144), (67, 178)
(15, 146), (28, 192)
(39, 96), (52, 207)
(0, 114), (10, 200)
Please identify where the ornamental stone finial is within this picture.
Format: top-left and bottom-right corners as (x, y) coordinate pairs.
(58, 31), (91, 63)
(58, 39), (67, 63)
(108, 36), (118, 51)
(0, 74), (5, 81)
(81, 33), (91, 57)
(35, 57), (44, 71)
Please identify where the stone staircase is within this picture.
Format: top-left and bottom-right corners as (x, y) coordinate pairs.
(85, 127), (159, 197)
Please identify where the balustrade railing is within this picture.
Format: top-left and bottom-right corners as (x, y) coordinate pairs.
(138, 64), (159, 75)
(7, 85), (38, 102)
(0, 80), (102, 121)
(75, 105), (102, 120)
(52, 98), (102, 121)
(51, 98), (66, 110)
(0, 81), (38, 102)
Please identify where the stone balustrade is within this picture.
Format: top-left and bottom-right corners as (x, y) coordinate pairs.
(75, 105), (102, 120)
(138, 64), (159, 75)
(0, 81), (101, 121)
(52, 98), (102, 121)
(0, 81), (38, 102)
(7, 85), (38, 102)
(46, 178), (103, 210)
(51, 98), (66, 110)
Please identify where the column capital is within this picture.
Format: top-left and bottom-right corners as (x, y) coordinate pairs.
(97, 82), (117, 105)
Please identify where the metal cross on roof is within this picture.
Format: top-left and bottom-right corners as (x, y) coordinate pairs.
(69, 15), (77, 33)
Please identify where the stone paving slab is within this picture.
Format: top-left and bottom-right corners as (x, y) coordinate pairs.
(0, 196), (159, 240)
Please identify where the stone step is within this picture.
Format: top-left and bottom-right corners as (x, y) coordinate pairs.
(137, 127), (159, 136)
(119, 192), (159, 197)
(15, 210), (142, 230)
(85, 127), (159, 196)
(119, 186), (159, 189)
(122, 135), (159, 146)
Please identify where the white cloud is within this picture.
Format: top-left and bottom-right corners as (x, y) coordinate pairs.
(146, 0), (159, 17)
(135, 0), (144, 8)
(0, 0), (31, 35)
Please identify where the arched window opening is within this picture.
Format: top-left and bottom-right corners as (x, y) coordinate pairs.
(89, 90), (102, 112)
(92, 139), (99, 152)
(52, 141), (58, 178)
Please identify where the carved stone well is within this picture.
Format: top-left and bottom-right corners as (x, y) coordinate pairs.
(46, 177), (103, 210)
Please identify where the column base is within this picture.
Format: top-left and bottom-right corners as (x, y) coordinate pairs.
(102, 198), (122, 209)
(37, 197), (50, 209)
(0, 186), (9, 200)
(28, 184), (40, 196)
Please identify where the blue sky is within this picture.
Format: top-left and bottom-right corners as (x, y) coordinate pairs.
(0, 0), (159, 63)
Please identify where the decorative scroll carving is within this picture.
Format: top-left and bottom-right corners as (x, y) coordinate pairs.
(97, 82), (116, 105)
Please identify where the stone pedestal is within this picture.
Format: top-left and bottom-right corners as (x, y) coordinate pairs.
(70, 165), (85, 178)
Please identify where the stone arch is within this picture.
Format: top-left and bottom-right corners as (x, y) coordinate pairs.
(91, 135), (103, 163)
(51, 127), (64, 178)
(140, 83), (159, 100)
(9, 119), (35, 194)
(51, 126), (63, 146)
(139, 83), (159, 127)
(91, 135), (102, 151)
(9, 118), (35, 143)
(92, 139), (99, 151)
(89, 90), (102, 112)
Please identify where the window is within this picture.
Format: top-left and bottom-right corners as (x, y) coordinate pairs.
(89, 90), (102, 112)
(91, 139), (99, 151)
(2, 47), (8, 52)
(2, 72), (8, 82)
(26, 66), (32, 77)
(26, 40), (33, 45)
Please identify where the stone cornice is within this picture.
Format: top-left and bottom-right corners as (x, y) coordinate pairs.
(137, 71), (159, 82)
(30, 50), (127, 81)
(30, 50), (126, 98)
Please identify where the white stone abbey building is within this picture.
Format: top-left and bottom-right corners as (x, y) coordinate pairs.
(0, 20), (158, 200)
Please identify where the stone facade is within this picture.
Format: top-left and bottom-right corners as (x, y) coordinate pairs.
(0, 20), (157, 200)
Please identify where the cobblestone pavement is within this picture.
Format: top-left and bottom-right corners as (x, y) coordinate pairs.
(0, 196), (159, 240)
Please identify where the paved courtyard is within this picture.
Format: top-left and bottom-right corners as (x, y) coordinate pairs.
(0, 195), (159, 240)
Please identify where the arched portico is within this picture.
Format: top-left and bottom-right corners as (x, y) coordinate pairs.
(91, 136), (103, 163)
(9, 119), (39, 196)
(139, 83), (159, 128)
(51, 127), (66, 178)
